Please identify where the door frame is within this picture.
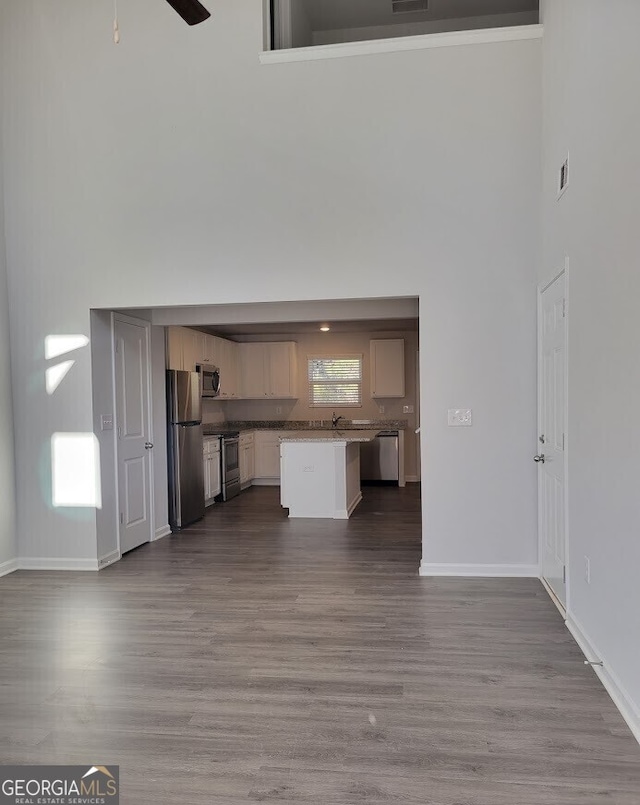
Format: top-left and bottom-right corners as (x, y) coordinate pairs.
(111, 312), (156, 557)
(536, 259), (570, 614)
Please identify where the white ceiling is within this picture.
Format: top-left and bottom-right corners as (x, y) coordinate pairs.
(301, 0), (538, 31)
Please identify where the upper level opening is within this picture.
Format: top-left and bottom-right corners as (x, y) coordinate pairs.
(269, 0), (540, 51)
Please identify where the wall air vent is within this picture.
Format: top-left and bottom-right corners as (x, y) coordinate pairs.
(392, 0), (429, 13)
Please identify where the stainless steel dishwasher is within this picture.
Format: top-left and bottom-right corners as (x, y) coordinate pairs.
(359, 430), (399, 484)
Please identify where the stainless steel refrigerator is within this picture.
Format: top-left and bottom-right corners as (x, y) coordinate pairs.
(167, 370), (205, 530)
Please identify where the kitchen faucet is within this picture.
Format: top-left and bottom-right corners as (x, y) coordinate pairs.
(331, 412), (343, 428)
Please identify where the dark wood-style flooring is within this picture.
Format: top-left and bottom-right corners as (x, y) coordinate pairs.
(1, 485), (639, 803)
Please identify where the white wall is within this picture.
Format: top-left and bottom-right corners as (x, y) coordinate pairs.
(540, 0), (640, 734)
(91, 310), (118, 564)
(0, 122), (17, 572)
(0, 1), (540, 574)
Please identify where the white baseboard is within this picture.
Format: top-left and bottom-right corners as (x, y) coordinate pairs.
(152, 524), (172, 541)
(419, 562), (539, 577)
(98, 550), (120, 569)
(565, 615), (640, 746)
(18, 557), (100, 571)
(0, 558), (19, 578)
(251, 478), (280, 487)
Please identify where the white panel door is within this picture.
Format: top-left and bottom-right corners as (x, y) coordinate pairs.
(115, 317), (153, 554)
(538, 273), (566, 606)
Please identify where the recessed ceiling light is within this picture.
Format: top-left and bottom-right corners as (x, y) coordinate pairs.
(320, 325), (330, 332)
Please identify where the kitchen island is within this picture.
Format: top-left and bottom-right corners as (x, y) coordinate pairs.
(279, 430), (381, 519)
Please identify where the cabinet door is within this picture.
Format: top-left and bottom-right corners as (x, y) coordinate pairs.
(240, 444), (249, 485)
(267, 342), (298, 398)
(203, 452), (211, 501)
(226, 340), (240, 398)
(166, 327), (184, 370)
(180, 328), (200, 372)
(212, 337), (239, 399)
(210, 451), (221, 498)
(240, 444), (255, 484)
(371, 339), (405, 398)
(239, 343), (267, 399)
(240, 433), (254, 486)
(211, 337), (230, 398)
(247, 443), (255, 482)
(197, 333), (213, 366)
(254, 432), (282, 478)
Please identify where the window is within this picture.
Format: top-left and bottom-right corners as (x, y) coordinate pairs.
(268, 0), (540, 52)
(308, 356), (362, 407)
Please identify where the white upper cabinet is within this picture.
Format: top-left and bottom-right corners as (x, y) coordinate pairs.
(166, 327), (184, 371)
(239, 342), (298, 399)
(166, 326), (201, 371)
(167, 329), (296, 401)
(370, 339), (405, 398)
(198, 334), (217, 366)
(239, 343), (267, 398)
(181, 328), (200, 371)
(209, 336), (239, 399)
(166, 327), (218, 372)
(268, 342), (298, 398)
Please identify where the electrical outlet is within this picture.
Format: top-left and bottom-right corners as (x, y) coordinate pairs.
(378, 404), (385, 414)
(585, 556), (591, 584)
(403, 405), (414, 414)
(275, 406), (283, 415)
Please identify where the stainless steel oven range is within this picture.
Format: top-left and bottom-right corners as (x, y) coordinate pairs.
(206, 430), (241, 501)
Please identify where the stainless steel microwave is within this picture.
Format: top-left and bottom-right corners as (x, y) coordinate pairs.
(196, 364), (221, 398)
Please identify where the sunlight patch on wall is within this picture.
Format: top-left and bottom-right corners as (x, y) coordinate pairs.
(51, 432), (102, 508)
(45, 360), (75, 395)
(45, 334), (89, 360)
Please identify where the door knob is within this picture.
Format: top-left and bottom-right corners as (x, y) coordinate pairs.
(145, 442), (154, 449)
(533, 454), (545, 463)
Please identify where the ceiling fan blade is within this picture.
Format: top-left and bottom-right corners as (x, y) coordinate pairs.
(164, 0), (211, 26)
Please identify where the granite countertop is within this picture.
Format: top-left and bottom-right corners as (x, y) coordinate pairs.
(203, 419), (407, 436)
(280, 429), (382, 443)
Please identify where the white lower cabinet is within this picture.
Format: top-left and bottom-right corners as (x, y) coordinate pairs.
(203, 437), (221, 505)
(239, 431), (255, 489)
(253, 431), (296, 483)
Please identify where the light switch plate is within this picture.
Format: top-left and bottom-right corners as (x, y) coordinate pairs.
(101, 414), (114, 431)
(403, 405), (414, 414)
(448, 409), (472, 427)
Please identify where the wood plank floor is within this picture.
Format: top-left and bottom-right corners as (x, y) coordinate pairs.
(1, 485), (639, 803)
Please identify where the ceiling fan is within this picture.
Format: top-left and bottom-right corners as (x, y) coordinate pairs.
(164, 0), (211, 25)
